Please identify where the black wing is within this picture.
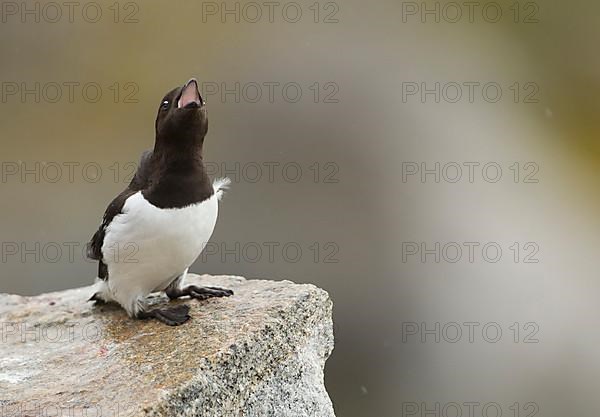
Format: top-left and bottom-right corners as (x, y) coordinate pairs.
(86, 150), (154, 279)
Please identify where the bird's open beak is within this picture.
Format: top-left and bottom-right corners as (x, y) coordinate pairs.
(177, 78), (203, 108)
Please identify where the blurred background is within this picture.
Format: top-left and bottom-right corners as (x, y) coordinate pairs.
(1, 0), (600, 415)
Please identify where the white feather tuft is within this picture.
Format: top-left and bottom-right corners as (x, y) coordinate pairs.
(213, 177), (231, 200)
(91, 277), (113, 303)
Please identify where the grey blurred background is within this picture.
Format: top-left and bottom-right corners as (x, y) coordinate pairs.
(1, 0), (600, 415)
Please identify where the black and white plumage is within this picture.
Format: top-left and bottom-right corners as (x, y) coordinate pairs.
(87, 78), (233, 326)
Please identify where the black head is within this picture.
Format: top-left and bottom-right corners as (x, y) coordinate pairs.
(155, 78), (208, 151)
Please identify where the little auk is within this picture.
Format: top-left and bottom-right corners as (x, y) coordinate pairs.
(87, 78), (233, 326)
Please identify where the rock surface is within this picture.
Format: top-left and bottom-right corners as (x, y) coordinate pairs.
(0, 274), (335, 417)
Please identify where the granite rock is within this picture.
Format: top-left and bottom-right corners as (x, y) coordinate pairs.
(0, 274), (335, 417)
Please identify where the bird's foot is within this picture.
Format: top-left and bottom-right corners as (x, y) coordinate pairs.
(137, 305), (190, 326)
(166, 285), (234, 301)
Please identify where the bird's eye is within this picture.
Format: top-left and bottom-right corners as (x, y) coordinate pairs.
(161, 100), (169, 109)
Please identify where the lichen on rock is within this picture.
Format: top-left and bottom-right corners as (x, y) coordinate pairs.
(0, 274), (335, 417)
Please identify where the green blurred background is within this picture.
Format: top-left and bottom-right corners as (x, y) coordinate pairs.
(1, 0), (599, 415)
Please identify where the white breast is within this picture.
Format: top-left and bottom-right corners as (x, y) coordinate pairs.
(101, 191), (218, 313)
